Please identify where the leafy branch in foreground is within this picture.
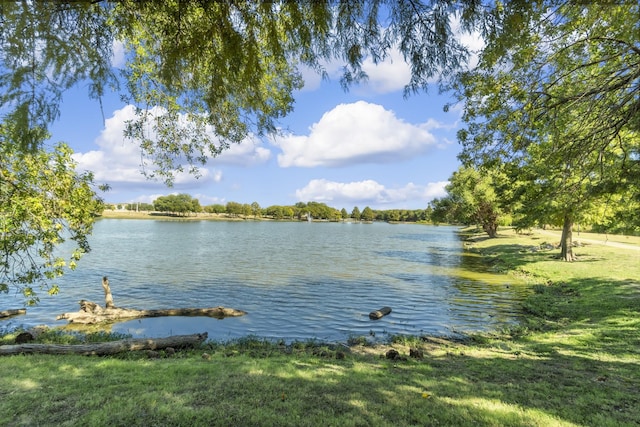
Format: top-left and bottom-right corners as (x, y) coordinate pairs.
(0, 139), (102, 305)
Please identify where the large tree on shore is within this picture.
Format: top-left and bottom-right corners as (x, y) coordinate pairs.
(429, 165), (508, 237)
(451, 2), (640, 260)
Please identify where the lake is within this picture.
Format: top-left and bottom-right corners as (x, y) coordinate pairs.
(1, 219), (529, 343)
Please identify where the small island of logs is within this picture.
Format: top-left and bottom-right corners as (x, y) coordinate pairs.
(57, 300), (247, 324)
(56, 277), (247, 325)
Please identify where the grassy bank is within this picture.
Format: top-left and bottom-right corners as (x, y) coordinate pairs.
(1, 229), (639, 426)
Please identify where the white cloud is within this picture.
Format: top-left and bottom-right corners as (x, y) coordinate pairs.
(298, 65), (326, 92)
(358, 49), (412, 94)
(73, 105), (269, 190)
(273, 101), (437, 168)
(216, 135), (271, 166)
(298, 48), (411, 95)
(111, 40), (126, 69)
(295, 178), (448, 207)
(452, 14), (485, 71)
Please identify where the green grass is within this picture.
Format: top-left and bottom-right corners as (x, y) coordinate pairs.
(1, 228), (639, 426)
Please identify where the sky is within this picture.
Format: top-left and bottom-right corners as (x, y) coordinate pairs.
(46, 34), (482, 212)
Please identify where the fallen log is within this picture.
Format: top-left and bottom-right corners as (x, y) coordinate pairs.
(0, 332), (208, 356)
(0, 308), (26, 319)
(369, 306), (392, 320)
(57, 300), (247, 324)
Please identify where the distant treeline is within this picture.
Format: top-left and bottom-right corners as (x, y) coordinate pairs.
(108, 195), (433, 222)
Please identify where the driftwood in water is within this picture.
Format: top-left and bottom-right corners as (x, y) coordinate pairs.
(57, 300), (247, 324)
(0, 308), (26, 319)
(102, 276), (115, 309)
(369, 306), (392, 320)
(0, 332), (208, 356)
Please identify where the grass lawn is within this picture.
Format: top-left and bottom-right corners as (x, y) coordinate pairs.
(1, 228), (639, 426)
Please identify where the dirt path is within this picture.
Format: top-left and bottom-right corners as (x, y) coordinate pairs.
(536, 229), (640, 251)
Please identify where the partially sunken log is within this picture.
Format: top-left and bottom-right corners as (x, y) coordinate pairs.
(0, 308), (26, 319)
(369, 306), (392, 320)
(0, 332), (208, 356)
(57, 300), (247, 324)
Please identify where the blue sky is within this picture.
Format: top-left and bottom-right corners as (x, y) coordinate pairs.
(47, 34), (481, 211)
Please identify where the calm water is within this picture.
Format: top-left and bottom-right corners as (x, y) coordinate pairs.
(2, 220), (529, 342)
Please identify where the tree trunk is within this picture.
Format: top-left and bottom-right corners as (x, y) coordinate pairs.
(560, 214), (576, 261)
(483, 222), (498, 238)
(0, 332), (207, 356)
(477, 202), (499, 238)
(57, 300), (247, 324)
(102, 276), (115, 309)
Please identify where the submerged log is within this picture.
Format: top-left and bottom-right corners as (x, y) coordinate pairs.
(57, 300), (247, 324)
(0, 309), (26, 319)
(0, 332), (208, 356)
(369, 306), (392, 320)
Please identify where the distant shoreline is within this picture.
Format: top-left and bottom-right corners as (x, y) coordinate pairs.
(98, 210), (428, 224)
(99, 210), (267, 221)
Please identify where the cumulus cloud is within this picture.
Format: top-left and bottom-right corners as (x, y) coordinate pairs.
(295, 178), (448, 207)
(358, 49), (412, 94)
(216, 135), (271, 166)
(111, 39), (126, 68)
(298, 48), (411, 94)
(73, 105), (269, 190)
(273, 101), (437, 168)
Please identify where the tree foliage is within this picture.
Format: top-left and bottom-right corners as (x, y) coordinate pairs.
(450, 1), (640, 258)
(1, 0), (483, 184)
(153, 194), (201, 216)
(0, 1), (117, 153)
(429, 166), (507, 237)
(0, 139), (101, 304)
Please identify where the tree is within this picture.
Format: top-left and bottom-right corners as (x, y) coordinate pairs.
(351, 206), (361, 221)
(503, 131), (636, 260)
(340, 208), (349, 220)
(451, 2), (640, 258)
(204, 204), (226, 214)
(225, 201), (244, 217)
(265, 205), (286, 219)
(386, 210), (401, 222)
(251, 202), (261, 218)
(361, 206), (375, 222)
(428, 166), (507, 237)
(283, 206), (294, 219)
(126, 202), (153, 211)
(1, 140), (101, 305)
(153, 194), (200, 216)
